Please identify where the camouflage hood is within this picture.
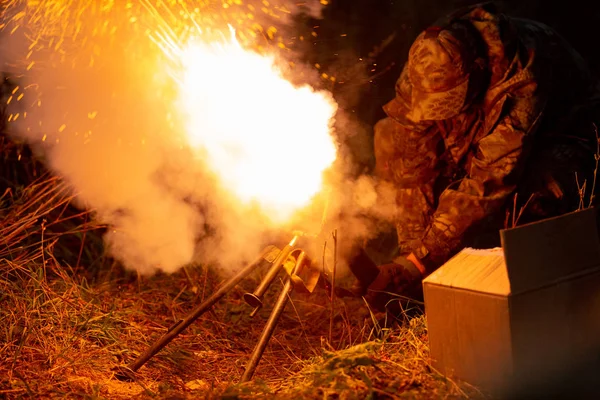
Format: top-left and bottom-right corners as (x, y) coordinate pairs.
(384, 3), (597, 126)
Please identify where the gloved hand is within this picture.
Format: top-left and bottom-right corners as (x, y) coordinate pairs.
(346, 247), (381, 297)
(364, 254), (426, 312)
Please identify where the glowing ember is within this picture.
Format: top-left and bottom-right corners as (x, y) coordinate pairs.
(2, 0), (338, 226)
(176, 30), (338, 223)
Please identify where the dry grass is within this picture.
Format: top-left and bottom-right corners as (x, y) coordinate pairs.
(0, 172), (484, 399)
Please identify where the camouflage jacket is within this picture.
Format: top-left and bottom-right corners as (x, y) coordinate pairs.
(375, 5), (600, 272)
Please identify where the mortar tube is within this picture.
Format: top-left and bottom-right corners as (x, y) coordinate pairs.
(243, 235), (299, 316)
(116, 247), (273, 380)
(240, 250), (307, 383)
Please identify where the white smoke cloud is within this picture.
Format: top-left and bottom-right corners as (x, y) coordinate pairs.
(1, 0), (395, 277)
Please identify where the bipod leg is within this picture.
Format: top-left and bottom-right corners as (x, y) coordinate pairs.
(243, 235), (299, 316)
(240, 250), (307, 383)
(115, 246), (277, 381)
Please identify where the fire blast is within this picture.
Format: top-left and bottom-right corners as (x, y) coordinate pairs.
(1, 0), (338, 274)
(175, 28), (338, 225)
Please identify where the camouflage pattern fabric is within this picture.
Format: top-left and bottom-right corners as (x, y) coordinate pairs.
(404, 22), (479, 121)
(374, 4), (600, 273)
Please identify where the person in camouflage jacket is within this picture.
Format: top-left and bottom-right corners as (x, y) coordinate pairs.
(354, 2), (600, 311)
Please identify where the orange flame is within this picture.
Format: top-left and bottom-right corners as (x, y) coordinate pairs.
(177, 29), (338, 224)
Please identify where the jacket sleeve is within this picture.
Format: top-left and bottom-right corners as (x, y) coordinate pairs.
(413, 89), (546, 271)
(373, 117), (442, 254)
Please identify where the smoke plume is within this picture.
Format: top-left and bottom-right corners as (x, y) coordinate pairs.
(1, 0), (395, 278)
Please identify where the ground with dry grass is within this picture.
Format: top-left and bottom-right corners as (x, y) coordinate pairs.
(0, 159), (483, 399)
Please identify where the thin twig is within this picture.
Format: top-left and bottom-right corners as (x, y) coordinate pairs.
(41, 218), (47, 279)
(513, 193), (536, 227)
(76, 213), (88, 270)
(511, 192), (518, 228)
(576, 172), (587, 211)
(328, 229), (337, 345)
(588, 123), (599, 208)
(182, 265), (198, 294)
(322, 240), (327, 277)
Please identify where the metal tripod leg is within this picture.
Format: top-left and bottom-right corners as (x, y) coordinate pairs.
(115, 246), (277, 380)
(240, 250), (307, 383)
(243, 235), (299, 316)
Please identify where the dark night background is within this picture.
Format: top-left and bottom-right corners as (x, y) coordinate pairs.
(2, 0), (600, 181)
(295, 4), (600, 395)
(1, 3), (599, 396)
(287, 0), (600, 174)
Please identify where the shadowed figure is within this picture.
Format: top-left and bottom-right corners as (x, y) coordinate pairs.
(344, 3), (600, 322)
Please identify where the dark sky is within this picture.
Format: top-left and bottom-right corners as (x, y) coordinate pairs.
(294, 0), (600, 172)
(315, 0), (600, 114)
(3, 0), (599, 177)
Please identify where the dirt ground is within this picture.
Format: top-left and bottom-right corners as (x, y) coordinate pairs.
(0, 181), (480, 399)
